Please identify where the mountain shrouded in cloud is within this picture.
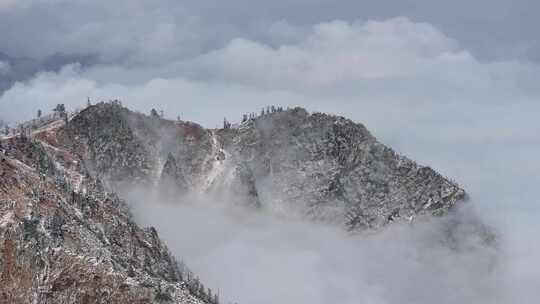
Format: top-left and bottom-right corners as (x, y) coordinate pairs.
(0, 101), (495, 303)
(61, 103), (471, 231)
(0, 1), (539, 303)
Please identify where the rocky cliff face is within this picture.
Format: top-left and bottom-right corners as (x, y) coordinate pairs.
(218, 108), (466, 230)
(0, 126), (212, 303)
(59, 102), (465, 231)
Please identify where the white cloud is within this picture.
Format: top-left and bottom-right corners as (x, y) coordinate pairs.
(0, 63), (313, 126)
(187, 17), (463, 87)
(127, 193), (504, 304)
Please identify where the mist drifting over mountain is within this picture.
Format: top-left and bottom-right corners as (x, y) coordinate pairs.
(1, 1), (539, 303)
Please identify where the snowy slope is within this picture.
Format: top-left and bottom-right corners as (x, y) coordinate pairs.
(59, 102), (466, 231)
(0, 123), (213, 303)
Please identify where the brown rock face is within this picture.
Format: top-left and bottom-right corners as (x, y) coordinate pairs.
(0, 135), (210, 303)
(60, 103), (466, 230)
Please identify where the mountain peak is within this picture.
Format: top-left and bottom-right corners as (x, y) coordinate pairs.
(59, 101), (466, 231)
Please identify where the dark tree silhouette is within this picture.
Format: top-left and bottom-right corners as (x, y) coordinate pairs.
(53, 104), (66, 116)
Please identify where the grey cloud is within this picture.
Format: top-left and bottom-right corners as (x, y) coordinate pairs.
(0, 0), (16, 10)
(180, 0), (540, 62)
(0, 0), (207, 64)
(0, 0), (539, 67)
(0, 60), (10, 74)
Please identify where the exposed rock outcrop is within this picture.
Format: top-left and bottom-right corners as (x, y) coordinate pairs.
(0, 134), (210, 304)
(59, 102), (465, 231)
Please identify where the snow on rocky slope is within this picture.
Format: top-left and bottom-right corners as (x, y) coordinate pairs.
(219, 108), (466, 230)
(59, 102), (465, 231)
(0, 118), (213, 303)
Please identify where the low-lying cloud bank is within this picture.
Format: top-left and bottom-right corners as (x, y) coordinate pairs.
(126, 191), (534, 304)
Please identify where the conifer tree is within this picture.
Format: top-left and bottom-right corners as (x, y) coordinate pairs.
(53, 104), (66, 117)
(207, 288), (212, 302)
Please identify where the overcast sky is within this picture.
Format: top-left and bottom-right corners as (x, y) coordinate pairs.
(0, 1), (539, 303)
(0, 0), (539, 63)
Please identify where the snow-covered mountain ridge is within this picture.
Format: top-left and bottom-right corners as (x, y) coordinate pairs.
(0, 108), (216, 303)
(60, 102), (466, 231)
(0, 101), (486, 303)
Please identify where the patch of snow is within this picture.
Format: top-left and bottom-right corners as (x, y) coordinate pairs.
(200, 131), (230, 192)
(7, 157), (36, 173)
(0, 211), (16, 228)
(125, 277), (139, 286)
